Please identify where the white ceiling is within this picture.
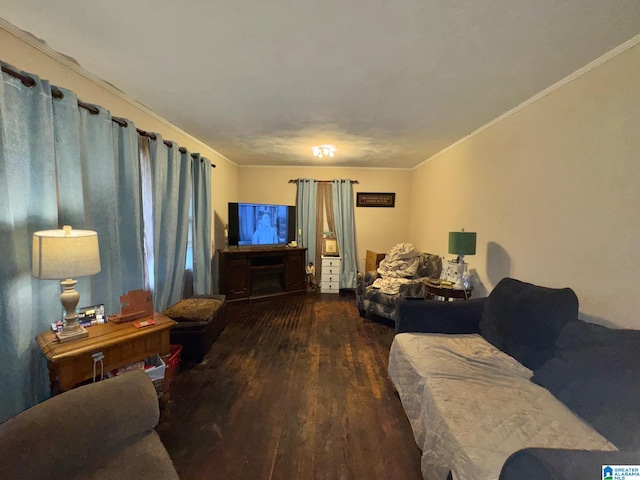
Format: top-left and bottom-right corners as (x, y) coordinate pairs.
(1, 0), (639, 168)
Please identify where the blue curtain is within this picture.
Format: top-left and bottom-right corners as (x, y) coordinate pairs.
(112, 119), (146, 294)
(296, 179), (317, 268)
(332, 180), (357, 289)
(138, 136), (155, 292)
(149, 137), (191, 311)
(192, 155), (212, 295)
(54, 94), (143, 314)
(0, 62), (204, 422)
(77, 106), (125, 313)
(52, 86), (91, 305)
(0, 65), (58, 422)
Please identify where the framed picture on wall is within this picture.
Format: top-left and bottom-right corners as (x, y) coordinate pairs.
(323, 238), (339, 256)
(356, 192), (396, 207)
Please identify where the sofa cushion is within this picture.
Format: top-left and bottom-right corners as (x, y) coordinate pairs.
(389, 333), (615, 480)
(532, 321), (640, 450)
(363, 288), (399, 306)
(411, 252), (442, 279)
(555, 318), (640, 352)
(84, 431), (179, 480)
(163, 296), (224, 325)
(479, 277), (578, 370)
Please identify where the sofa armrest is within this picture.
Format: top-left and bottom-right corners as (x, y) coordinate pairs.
(396, 297), (486, 334)
(0, 370), (159, 480)
(500, 448), (638, 480)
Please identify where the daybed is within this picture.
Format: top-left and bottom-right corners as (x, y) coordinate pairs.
(389, 277), (640, 480)
(356, 243), (442, 324)
(0, 370), (179, 480)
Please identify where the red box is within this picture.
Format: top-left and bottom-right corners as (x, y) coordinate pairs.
(166, 344), (182, 374)
(161, 345), (182, 402)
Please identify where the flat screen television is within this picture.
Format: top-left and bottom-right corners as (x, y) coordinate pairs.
(228, 202), (296, 247)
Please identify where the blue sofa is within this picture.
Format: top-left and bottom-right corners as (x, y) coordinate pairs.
(391, 277), (640, 480)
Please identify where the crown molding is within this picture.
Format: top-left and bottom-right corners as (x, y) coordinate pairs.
(413, 33), (640, 171)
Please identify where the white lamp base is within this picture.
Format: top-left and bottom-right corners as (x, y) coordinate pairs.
(452, 259), (467, 290)
(56, 278), (89, 342)
(56, 324), (88, 343)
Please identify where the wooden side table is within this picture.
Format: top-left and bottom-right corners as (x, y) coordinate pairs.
(36, 312), (176, 392)
(424, 281), (472, 301)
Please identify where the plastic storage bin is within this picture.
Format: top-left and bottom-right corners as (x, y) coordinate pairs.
(143, 354), (166, 398)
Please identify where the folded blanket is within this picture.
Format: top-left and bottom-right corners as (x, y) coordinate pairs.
(371, 243), (421, 294)
(371, 277), (413, 295)
(377, 243), (420, 278)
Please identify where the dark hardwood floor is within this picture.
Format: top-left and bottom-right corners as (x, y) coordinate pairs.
(157, 291), (423, 480)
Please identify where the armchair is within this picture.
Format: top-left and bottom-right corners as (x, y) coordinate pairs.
(0, 370), (178, 480)
(356, 250), (442, 324)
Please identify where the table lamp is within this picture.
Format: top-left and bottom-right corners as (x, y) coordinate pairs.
(448, 229), (477, 290)
(32, 225), (101, 342)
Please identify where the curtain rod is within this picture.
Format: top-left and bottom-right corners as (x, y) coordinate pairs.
(1, 64), (35, 86)
(1, 65), (215, 167)
(131, 124), (214, 165)
(288, 179), (359, 184)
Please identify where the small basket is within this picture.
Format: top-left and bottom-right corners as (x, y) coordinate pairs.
(151, 378), (164, 397)
(144, 354), (166, 398)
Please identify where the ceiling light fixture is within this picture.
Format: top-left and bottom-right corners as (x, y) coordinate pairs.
(312, 145), (336, 158)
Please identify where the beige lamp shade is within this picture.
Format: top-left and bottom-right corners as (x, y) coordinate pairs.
(32, 226), (101, 280)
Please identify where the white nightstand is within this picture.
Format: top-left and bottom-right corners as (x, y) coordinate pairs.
(321, 256), (341, 293)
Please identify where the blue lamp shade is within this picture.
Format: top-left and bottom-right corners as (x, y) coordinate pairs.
(448, 231), (477, 256)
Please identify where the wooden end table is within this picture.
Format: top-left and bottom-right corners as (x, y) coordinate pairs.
(36, 312), (176, 392)
(423, 281), (472, 301)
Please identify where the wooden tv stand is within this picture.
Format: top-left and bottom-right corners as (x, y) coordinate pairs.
(218, 247), (307, 302)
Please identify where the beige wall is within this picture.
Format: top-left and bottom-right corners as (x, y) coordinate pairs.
(237, 166), (412, 272)
(0, 24), (239, 290)
(410, 42), (640, 328)
(5, 21), (639, 324)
